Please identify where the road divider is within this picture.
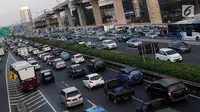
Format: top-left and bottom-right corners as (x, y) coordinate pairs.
(22, 37), (200, 97)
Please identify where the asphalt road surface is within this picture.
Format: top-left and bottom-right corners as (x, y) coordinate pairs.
(2, 49), (200, 112)
(80, 37), (200, 65)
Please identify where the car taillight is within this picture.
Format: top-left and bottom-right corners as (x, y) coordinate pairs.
(78, 96), (82, 99)
(89, 81), (93, 83)
(33, 77), (36, 79)
(66, 99), (71, 102)
(185, 87), (188, 91)
(168, 91), (172, 98)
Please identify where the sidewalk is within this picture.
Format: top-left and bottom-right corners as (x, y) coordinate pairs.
(83, 35), (200, 46)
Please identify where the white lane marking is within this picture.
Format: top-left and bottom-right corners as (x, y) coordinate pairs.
(189, 94), (200, 100)
(10, 103), (18, 106)
(27, 99), (45, 109)
(29, 102), (47, 112)
(5, 53), (11, 112)
(62, 81), (69, 87)
(38, 90), (57, 112)
(26, 96), (43, 105)
(87, 99), (97, 107)
(22, 91), (40, 101)
(144, 79), (152, 83)
(131, 96), (143, 103)
(9, 51), (57, 112)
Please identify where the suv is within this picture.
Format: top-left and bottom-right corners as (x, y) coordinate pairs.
(118, 66), (143, 85)
(67, 64), (86, 79)
(59, 87), (84, 108)
(146, 78), (188, 103)
(87, 58), (106, 73)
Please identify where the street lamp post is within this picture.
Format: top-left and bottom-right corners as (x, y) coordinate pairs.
(196, 0), (200, 13)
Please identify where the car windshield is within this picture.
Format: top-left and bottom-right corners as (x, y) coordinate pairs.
(128, 70), (140, 75)
(90, 75), (101, 80)
(74, 65), (82, 71)
(75, 55), (83, 58)
(107, 41), (115, 44)
(67, 90), (80, 97)
(131, 39), (139, 42)
(27, 58), (34, 61)
(177, 42), (187, 47)
(95, 59), (104, 65)
(44, 72), (52, 77)
(166, 50), (177, 55)
(168, 82), (185, 92)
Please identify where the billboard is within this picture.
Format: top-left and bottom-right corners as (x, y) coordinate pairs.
(13, 25), (24, 33)
(0, 27), (11, 36)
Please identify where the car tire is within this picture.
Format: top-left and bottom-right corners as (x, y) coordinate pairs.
(114, 99), (118, 104)
(196, 37), (199, 41)
(157, 57), (159, 60)
(106, 94), (111, 100)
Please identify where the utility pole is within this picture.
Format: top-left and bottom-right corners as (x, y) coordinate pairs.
(196, 0), (200, 13)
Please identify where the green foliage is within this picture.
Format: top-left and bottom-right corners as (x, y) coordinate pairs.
(24, 37), (200, 83)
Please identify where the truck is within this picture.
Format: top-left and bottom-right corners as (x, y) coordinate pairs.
(0, 47), (4, 56)
(104, 78), (135, 104)
(17, 47), (29, 59)
(136, 98), (180, 112)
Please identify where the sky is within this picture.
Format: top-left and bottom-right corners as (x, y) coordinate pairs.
(0, 0), (65, 27)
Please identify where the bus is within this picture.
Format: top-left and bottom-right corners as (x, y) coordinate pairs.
(10, 61), (39, 92)
(168, 21), (200, 41)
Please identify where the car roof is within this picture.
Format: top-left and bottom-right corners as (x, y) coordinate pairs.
(70, 64), (81, 68)
(103, 39), (112, 42)
(40, 69), (51, 74)
(120, 66), (138, 73)
(159, 48), (172, 51)
(11, 61), (33, 71)
(73, 53), (82, 57)
(154, 78), (181, 87)
(86, 73), (99, 78)
(62, 86), (78, 93)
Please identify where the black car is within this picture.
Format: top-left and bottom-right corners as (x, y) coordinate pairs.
(136, 98), (180, 112)
(168, 41), (191, 53)
(116, 34), (131, 42)
(52, 48), (62, 56)
(87, 58), (105, 73)
(67, 64), (86, 79)
(40, 69), (55, 83)
(146, 78), (188, 103)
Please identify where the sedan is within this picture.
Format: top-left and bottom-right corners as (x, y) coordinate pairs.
(83, 73), (105, 90)
(168, 41), (191, 53)
(126, 39), (143, 48)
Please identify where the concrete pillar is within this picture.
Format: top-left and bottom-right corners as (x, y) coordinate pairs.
(65, 7), (74, 26)
(113, 0), (126, 24)
(132, 0), (140, 18)
(146, 0), (162, 24)
(91, 0), (102, 25)
(56, 12), (63, 27)
(77, 5), (86, 26)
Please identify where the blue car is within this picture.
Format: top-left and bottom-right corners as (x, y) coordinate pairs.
(117, 66), (143, 85)
(60, 51), (70, 60)
(84, 106), (107, 112)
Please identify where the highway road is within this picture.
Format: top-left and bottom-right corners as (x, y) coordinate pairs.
(80, 37), (200, 65)
(3, 48), (200, 112)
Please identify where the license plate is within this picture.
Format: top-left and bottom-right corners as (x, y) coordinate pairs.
(72, 99), (77, 101)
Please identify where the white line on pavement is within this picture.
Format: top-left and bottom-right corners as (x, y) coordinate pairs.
(27, 99), (45, 109)
(22, 92), (41, 103)
(8, 52), (17, 62)
(87, 99), (97, 107)
(10, 103), (18, 106)
(189, 94), (200, 100)
(29, 102), (47, 112)
(131, 96), (143, 103)
(26, 96), (43, 105)
(5, 53), (11, 112)
(62, 81), (69, 87)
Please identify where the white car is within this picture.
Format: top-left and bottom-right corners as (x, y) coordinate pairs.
(43, 54), (52, 62)
(155, 48), (182, 62)
(59, 87), (83, 108)
(78, 41), (86, 46)
(102, 40), (117, 49)
(146, 32), (158, 39)
(28, 60), (41, 70)
(83, 73), (105, 90)
(32, 49), (39, 55)
(42, 46), (51, 52)
(98, 36), (106, 41)
(71, 54), (85, 64)
(126, 39), (143, 47)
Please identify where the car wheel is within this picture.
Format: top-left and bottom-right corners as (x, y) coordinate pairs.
(167, 59), (170, 62)
(196, 37), (199, 41)
(157, 57), (159, 60)
(106, 94), (111, 100)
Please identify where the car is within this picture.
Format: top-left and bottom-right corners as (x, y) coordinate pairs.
(136, 98), (180, 112)
(71, 54), (85, 64)
(42, 53), (51, 61)
(126, 39), (143, 48)
(104, 78), (135, 104)
(42, 45), (51, 52)
(102, 40), (117, 50)
(60, 51), (70, 60)
(78, 41), (86, 46)
(146, 32), (158, 39)
(46, 56), (55, 66)
(52, 58), (66, 70)
(84, 106), (107, 112)
(59, 87), (83, 108)
(117, 66), (143, 85)
(116, 34), (131, 42)
(27, 57), (35, 62)
(41, 53), (50, 61)
(52, 48), (62, 56)
(98, 36), (106, 41)
(40, 69), (55, 83)
(155, 48), (182, 62)
(87, 58), (105, 73)
(67, 64), (86, 79)
(37, 51), (45, 59)
(32, 49), (39, 55)
(28, 60), (41, 70)
(146, 78), (188, 103)
(168, 41), (191, 53)
(84, 73), (105, 89)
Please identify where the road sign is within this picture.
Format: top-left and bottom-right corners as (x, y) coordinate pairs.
(0, 27), (11, 36)
(9, 72), (17, 81)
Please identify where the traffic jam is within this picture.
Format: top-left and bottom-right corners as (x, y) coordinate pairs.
(3, 37), (200, 112)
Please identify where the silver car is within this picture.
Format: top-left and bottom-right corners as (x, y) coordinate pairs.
(126, 39), (143, 48)
(59, 87), (84, 108)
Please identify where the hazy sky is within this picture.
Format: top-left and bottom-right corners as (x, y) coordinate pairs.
(0, 0), (65, 26)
